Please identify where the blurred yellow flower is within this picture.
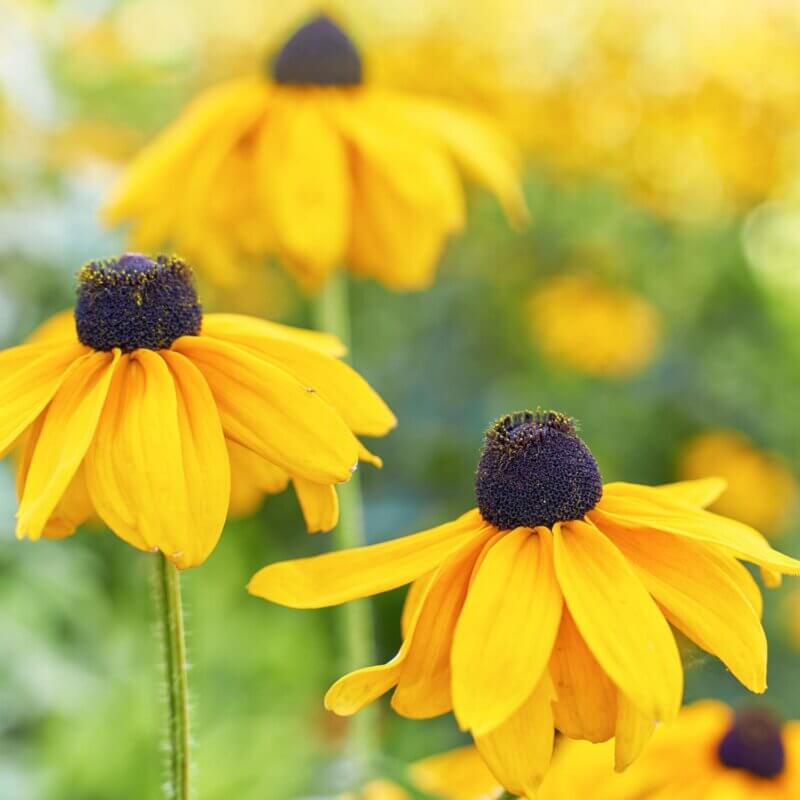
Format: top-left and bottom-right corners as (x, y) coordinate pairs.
(104, 14), (526, 291)
(679, 431), (797, 537)
(527, 275), (661, 378)
(339, 779), (410, 800)
(251, 409), (800, 795)
(538, 701), (800, 799)
(3, 253), (394, 566)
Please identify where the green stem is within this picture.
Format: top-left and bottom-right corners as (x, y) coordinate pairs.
(313, 271), (376, 773)
(152, 554), (191, 800)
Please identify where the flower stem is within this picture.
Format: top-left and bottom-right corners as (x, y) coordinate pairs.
(152, 553), (191, 800)
(313, 271), (376, 773)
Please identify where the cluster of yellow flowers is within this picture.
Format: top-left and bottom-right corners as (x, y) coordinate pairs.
(3, 11), (800, 800)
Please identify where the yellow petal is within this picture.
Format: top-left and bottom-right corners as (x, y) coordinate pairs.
(25, 310), (76, 344)
(452, 528), (562, 736)
(550, 608), (618, 743)
(17, 350), (118, 540)
(410, 746), (502, 800)
(605, 525), (766, 693)
(201, 313), (346, 357)
(0, 341), (88, 456)
(174, 335), (358, 484)
(357, 440), (383, 468)
(474, 675), (556, 798)
(553, 520), (682, 723)
(227, 439), (289, 517)
(595, 493), (800, 575)
(160, 351), (230, 567)
(248, 509), (486, 608)
(614, 692), (655, 771)
(256, 97), (350, 277)
(400, 574), (434, 638)
(293, 477), (339, 533)
(392, 530), (491, 718)
(604, 479), (727, 510)
(204, 320), (395, 436)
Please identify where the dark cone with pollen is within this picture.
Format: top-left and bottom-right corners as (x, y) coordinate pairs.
(718, 709), (786, 779)
(475, 410), (603, 530)
(272, 14), (362, 86)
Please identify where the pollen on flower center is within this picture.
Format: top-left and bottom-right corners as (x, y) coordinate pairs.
(717, 709), (785, 779)
(271, 14), (363, 86)
(475, 410), (603, 530)
(75, 253), (202, 352)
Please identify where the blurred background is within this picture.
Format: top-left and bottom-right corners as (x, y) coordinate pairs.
(2, 0), (800, 797)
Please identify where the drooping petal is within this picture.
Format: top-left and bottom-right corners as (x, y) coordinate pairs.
(474, 675), (556, 798)
(256, 95), (350, 280)
(614, 692), (655, 771)
(293, 477), (339, 533)
(452, 527), (562, 736)
(248, 509), (486, 608)
(17, 350), (118, 540)
(227, 439), (289, 517)
(391, 530), (491, 718)
(550, 608), (618, 743)
(605, 524), (766, 693)
(0, 341), (88, 456)
(25, 310), (77, 344)
(603, 479), (726, 509)
(400, 574), (434, 639)
(201, 313), (345, 357)
(553, 520), (682, 723)
(160, 351), (230, 566)
(594, 493), (800, 574)
(410, 746), (501, 800)
(173, 335), (359, 484)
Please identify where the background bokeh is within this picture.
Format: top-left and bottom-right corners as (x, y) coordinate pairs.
(2, 0), (800, 798)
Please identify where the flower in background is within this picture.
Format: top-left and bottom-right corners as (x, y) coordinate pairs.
(679, 431), (797, 537)
(103, 14), (526, 291)
(538, 702), (800, 799)
(251, 409), (800, 796)
(527, 275), (661, 378)
(3, 253), (394, 567)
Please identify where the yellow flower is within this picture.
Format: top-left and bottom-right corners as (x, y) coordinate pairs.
(3, 253), (394, 567)
(538, 701), (800, 799)
(339, 779), (411, 800)
(102, 14), (526, 291)
(527, 275), (661, 378)
(680, 431), (797, 536)
(250, 409), (800, 797)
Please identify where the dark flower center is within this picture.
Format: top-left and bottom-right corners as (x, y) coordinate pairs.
(717, 709), (785, 779)
(475, 410), (603, 530)
(271, 14), (362, 86)
(75, 253), (202, 352)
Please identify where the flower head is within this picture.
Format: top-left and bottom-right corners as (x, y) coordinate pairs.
(679, 430), (797, 536)
(103, 14), (526, 291)
(538, 702), (800, 799)
(527, 276), (661, 378)
(4, 253), (394, 567)
(251, 409), (800, 796)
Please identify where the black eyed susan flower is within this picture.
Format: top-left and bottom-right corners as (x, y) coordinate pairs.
(103, 14), (526, 291)
(4, 253), (394, 568)
(250, 409), (800, 796)
(538, 702), (800, 799)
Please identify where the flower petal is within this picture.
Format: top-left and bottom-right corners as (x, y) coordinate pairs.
(0, 341), (88, 456)
(174, 335), (359, 484)
(248, 509), (486, 608)
(293, 477), (339, 533)
(603, 479), (726, 509)
(410, 746), (501, 800)
(605, 525), (766, 693)
(17, 350), (118, 540)
(550, 608), (618, 743)
(391, 530), (491, 718)
(614, 692), (655, 771)
(595, 493), (800, 574)
(553, 519), (682, 723)
(227, 439), (289, 517)
(474, 675), (556, 798)
(452, 527), (563, 736)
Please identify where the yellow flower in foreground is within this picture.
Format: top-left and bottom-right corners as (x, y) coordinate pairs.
(527, 275), (661, 378)
(680, 431), (797, 536)
(103, 14), (526, 291)
(251, 409), (800, 796)
(538, 701), (800, 799)
(3, 253), (394, 567)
